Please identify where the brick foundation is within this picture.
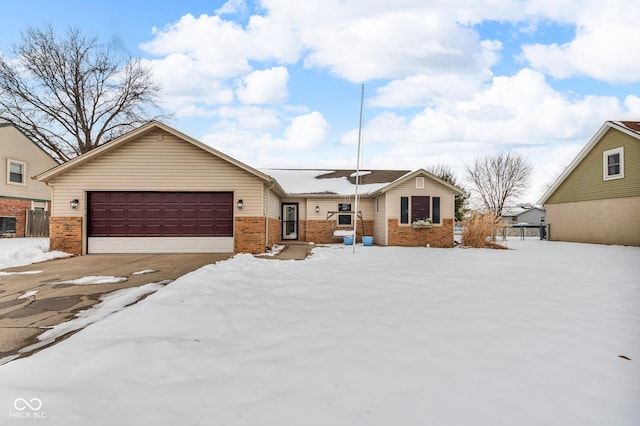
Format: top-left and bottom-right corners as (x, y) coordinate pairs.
(388, 218), (455, 248)
(0, 198), (31, 237)
(235, 216), (267, 254)
(304, 219), (374, 244)
(50, 217), (83, 255)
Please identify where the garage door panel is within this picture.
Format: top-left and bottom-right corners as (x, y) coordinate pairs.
(88, 192), (233, 240)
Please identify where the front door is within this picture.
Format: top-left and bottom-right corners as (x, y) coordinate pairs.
(282, 203), (298, 240)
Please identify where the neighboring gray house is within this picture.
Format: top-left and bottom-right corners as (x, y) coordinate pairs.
(502, 206), (546, 225)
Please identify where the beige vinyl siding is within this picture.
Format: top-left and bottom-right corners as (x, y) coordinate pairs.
(547, 129), (640, 204)
(546, 196), (640, 246)
(265, 186), (280, 218)
(0, 126), (57, 201)
(49, 129), (265, 217)
(373, 194), (387, 245)
(385, 175), (456, 222)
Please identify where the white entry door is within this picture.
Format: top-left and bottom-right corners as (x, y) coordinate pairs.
(282, 204), (298, 240)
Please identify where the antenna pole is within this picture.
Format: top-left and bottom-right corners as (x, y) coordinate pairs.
(353, 84), (364, 254)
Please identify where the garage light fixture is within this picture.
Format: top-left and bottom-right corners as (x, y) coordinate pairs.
(315, 205), (320, 213)
(70, 199), (79, 209)
(236, 199), (243, 209)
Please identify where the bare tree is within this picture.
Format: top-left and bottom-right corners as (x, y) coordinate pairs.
(0, 26), (164, 162)
(465, 152), (533, 217)
(426, 164), (469, 221)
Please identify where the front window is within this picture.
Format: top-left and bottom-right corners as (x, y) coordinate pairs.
(338, 203), (352, 225)
(603, 147), (624, 181)
(7, 159), (26, 185)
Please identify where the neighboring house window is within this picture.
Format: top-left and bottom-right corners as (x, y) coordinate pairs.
(432, 197), (441, 224)
(337, 203), (352, 225)
(400, 197), (409, 224)
(603, 147), (624, 180)
(411, 196), (430, 222)
(7, 159), (26, 185)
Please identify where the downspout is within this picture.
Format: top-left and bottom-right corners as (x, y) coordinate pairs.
(265, 180), (276, 249)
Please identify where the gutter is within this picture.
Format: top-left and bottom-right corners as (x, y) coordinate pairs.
(265, 180), (276, 249)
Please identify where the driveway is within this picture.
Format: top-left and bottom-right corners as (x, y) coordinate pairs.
(0, 253), (231, 362)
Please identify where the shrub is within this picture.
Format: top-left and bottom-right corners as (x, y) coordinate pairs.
(461, 210), (508, 249)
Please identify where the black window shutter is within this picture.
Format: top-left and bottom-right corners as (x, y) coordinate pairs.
(400, 197), (409, 224)
(432, 197), (440, 224)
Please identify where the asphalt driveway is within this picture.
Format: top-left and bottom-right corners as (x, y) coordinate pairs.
(0, 253), (231, 362)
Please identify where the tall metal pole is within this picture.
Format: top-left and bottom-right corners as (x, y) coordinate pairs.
(352, 84), (364, 254)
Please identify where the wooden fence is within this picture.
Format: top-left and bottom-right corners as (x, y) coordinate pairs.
(26, 210), (50, 237)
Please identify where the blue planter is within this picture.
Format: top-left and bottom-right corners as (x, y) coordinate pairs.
(362, 236), (373, 246)
(343, 236), (353, 245)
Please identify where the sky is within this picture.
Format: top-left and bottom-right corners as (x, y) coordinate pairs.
(1, 0), (639, 204)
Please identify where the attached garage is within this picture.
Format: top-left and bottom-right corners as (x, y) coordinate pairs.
(35, 121), (285, 255)
(87, 191), (233, 253)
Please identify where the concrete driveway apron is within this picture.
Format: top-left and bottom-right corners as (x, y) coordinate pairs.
(0, 253), (231, 362)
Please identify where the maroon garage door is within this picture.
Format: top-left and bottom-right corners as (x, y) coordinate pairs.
(88, 192), (233, 237)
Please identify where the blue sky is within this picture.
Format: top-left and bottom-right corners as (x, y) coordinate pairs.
(1, 0), (639, 203)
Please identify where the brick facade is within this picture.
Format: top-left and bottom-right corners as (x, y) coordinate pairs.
(304, 219), (374, 244)
(235, 216), (267, 254)
(0, 198), (32, 237)
(50, 217), (83, 255)
(267, 217), (281, 248)
(388, 218), (454, 248)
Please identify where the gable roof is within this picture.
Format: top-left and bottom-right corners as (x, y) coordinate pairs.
(0, 122), (59, 165)
(34, 121), (281, 192)
(370, 168), (465, 197)
(538, 120), (640, 204)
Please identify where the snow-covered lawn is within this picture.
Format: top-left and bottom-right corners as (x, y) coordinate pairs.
(0, 238), (70, 270)
(1, 239), (639, 425)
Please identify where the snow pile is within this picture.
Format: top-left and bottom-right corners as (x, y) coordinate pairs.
(51, 276), (128, 285)
(0, 239), (638, 425)
(16, 282), (166, 357)
(0, 238), (70, 270)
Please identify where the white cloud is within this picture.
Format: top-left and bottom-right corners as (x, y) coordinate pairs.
(201, 110), (330, 164)
(236, 67), (289, 104)
(522, 0), (640, 82)
(215, 0), (248, 16)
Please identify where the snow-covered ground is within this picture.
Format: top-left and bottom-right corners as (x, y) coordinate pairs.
(1, 239), (639, 425)
(0, 238), (70, 270)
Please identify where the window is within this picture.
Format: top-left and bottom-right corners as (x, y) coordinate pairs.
(0, 217), (16, 234)
(411, 196), (430, 222)
(416, 177), (424, 189)
(432, 197), (441, 224)
(400, 197), (409, 224)
(603, 147), (624, 181)
(7, 159), (26, 185)
(337, 203), (352, 225)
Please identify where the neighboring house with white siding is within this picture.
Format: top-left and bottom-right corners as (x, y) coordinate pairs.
(36, 121), (464, 255)
(0, 123), (58, 237)
(539, 120), (640, 246)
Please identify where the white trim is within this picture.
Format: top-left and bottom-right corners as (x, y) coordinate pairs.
(88, 237), (234, 253)
(31, 201), (49, 211)
(6, 158), (27, 186)
(416, 177), (425, 189)
(603, 146), (624, 181)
